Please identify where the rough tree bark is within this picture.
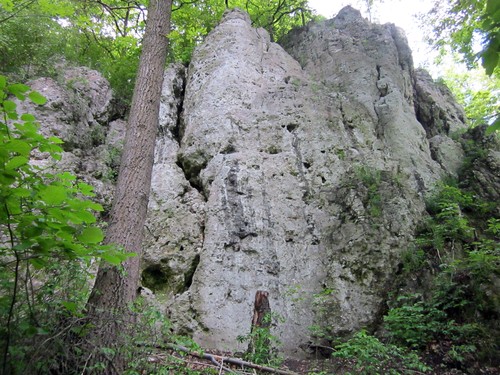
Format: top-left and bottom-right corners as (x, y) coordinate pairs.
(83, 0), (172, 372)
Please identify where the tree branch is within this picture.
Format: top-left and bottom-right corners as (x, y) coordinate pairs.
(165, 343), (300, 375)
(0, 0), (37, 24)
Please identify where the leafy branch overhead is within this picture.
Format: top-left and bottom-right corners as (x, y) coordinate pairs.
(428, 0), (500, 133)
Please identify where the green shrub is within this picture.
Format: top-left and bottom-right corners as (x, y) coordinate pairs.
(384, 294), (447, 349)
(237, 312), (283, 367)
(0, 75), (132, 373)
(333, 330), (431, 374)
(391, 183), (499, 368)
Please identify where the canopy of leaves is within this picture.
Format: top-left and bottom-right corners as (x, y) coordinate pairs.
(0, 0), (317, 104)
(439, 62), (500, 128)
(169, 0), (318, 62)
(428, 0), (499, 74)
(427, 0), (500, 132)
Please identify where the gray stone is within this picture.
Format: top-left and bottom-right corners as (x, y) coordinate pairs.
(429, 135), (465, 177)
(142, 64), (206, 302)
(16, 67), (120, 208)
(158, 7), (466, 356)
(414, 69), (468, 137)
(21, 6), (493, 360)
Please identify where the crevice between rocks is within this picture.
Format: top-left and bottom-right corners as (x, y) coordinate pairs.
(175, 156), (208, 202)
(169, 65), (187, 144)
(169, 66), (209, 202)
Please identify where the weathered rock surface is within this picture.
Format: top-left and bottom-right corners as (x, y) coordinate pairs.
(144, 7), (470, 356)
(142, 64), (206, 307)
(16, 66), (122, 207)
(19, 6), (497, 359)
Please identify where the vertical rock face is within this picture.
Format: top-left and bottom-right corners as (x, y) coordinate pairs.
(18, 6), (481, 358)
(146, 7), (469, 356)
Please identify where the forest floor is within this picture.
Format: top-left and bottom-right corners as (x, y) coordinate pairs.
(151, 346), (500, 375)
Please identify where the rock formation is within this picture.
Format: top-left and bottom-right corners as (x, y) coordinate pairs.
(16, 66), (124, 210)
(145, 7), (469, 356)
(19, 6), (498, 358)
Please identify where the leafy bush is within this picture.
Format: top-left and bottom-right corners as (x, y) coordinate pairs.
(0, 76), (132, 373)
(384, 294), (447, 349)
(333, 330), (431, 374)
(237, 312), (283, 367)
(389, 183), (499, 368)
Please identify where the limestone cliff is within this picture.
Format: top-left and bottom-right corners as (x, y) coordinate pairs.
(19, 7), (498, 358)
(146, 7), (469, 356)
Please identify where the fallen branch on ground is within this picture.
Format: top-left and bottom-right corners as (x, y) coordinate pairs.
(165, 343), (300, 375)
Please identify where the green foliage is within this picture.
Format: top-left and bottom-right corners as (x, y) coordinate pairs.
(237, 312), (283, 367)
(354, 165), (383, 217)
(384, 289), (490, 366)
(0, 0), (143, 102)
(0, 0), (318, 104)
(428, 0), (500, 74)
(308, 288), (338, 342)
(333, 330), (431, 375)
(169, 0), (318, 63)
(439, 65), (500, 128)
(384, 294), (448, 349)
(427, 0), (500, 133)
(400, 247), (427, 274)
(480, 0), (500, 75)
(391, 183), (499, 368)
(102, 145), (123, 182)
(0, 1), (70, 79)
(0, 76), (133, 373)
(417, 184), (477, 252)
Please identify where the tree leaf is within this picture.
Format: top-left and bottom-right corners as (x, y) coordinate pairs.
(73, 209), (97, 224)
(48, 136), (64, 144)
(28, 91), (47, 105)
(78, 227), (104, 244)
(57, 172), (76, 181)
(11, 187), (31, 198)
(0, 0), (14, 12)
(3, 100), (16, 112)
(6, 139), (32, 156)
(20, 113), (36, 121)
(29, 257), (47, 269)
(486, 0), (500, 16)
(39, 185), (68, 205)
(485, 116), (500, 134)
(8, 83), (29, 100)
(61, 301), (78, 314)
(77, 182), (96, 197)
(5, 155), (29, 170)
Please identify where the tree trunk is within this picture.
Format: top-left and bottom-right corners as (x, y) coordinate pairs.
(252, 290), (271, 329)
(84, 0), (172, 372)
(248, 291), (272, 361)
